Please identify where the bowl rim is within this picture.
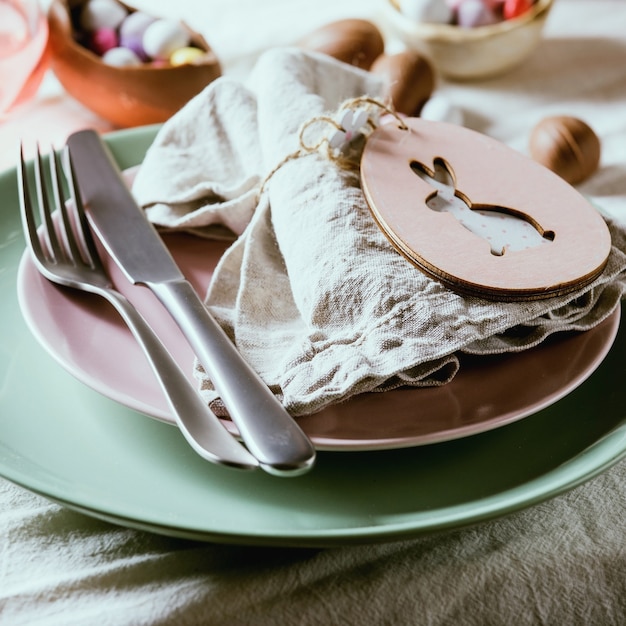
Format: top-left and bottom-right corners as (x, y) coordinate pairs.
(387, 0), (554, 41)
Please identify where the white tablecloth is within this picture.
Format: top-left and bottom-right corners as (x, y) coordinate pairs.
(1, 1), (626, 624)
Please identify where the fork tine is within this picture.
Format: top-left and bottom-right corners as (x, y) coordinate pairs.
(18, 144), (46, 266)
(63, 149), (103, 271)
(33, 145), (64, 263)
(48, 147), (85, 267)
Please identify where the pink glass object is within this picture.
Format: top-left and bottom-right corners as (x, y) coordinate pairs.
(0, 0), (49, 116)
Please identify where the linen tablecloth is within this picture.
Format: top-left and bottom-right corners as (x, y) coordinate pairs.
(1, 1), (626, 624)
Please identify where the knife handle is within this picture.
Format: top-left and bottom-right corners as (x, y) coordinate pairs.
(146, 279), (316, 476)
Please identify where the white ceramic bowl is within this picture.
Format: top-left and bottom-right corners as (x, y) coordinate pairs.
(380, 0), (554, 80)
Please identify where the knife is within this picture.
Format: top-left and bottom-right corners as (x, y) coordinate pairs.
(66, 129), (316, 476)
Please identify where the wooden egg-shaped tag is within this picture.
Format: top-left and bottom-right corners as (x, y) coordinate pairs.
(360, 117), (611, 301)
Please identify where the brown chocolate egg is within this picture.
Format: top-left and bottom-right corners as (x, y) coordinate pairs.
(370, 50), (435, 116)
(297, 19), (384, 70)
(529, 115), (601, 185)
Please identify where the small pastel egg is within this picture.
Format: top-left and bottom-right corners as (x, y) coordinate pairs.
(420, 94), (463, 125)
(170, 47), (206, 66)
(119, 34), (148, 61)
(297, 19), (384, 71)
(80, 0), (128, 32)
(529, 115), (601, 185)
(101, 46), (142, 67)
(483, 0), (506, 10)
(89, 27), (118, 56)
(119, 12), (157, 59)
(398, 0), (453, 23)
(503, 0), (534, 20)
(457, 0), (499, 27)
(119, 11), (157, 39)
(371, 50), (435, 116)
(142, 19), (190, 61)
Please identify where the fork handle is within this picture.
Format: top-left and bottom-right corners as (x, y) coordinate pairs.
(146, 279), (316, 477)
(99, 287), (259, 471)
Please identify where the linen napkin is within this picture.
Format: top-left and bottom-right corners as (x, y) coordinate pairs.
(132, 48), (626, 416)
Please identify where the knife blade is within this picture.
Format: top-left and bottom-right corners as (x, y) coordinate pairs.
(66, 129), (316, 476)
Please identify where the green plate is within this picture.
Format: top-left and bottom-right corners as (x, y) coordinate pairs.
(1, 126), (625, 547)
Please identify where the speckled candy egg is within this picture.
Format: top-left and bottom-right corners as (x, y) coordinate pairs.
(457, 0), (499, 27)
(503, 0), (534, 20)
(101, 46), (142, 67)
(119, 11), (156, 60)
(80, 0), (128, 32)
(89, 27), (118, 55)
(529, 115), (601, 185)
(142, 19), (191, 61)
(399, 0), (453, 23)
(170, 46), (206, 66)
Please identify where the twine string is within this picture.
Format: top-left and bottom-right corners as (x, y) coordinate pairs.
(258, 96), (408, 197)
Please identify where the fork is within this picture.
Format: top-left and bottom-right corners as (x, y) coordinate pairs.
(18, 145), (259, 471)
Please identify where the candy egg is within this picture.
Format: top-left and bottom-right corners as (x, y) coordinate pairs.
(80, 0), (128, 32)
(297, 19), (384, 70)
(503, 0), (534, 20)
(370, 50), (435, 116)
(529, 115), (601, 185)
(399, 0), (453, 23)
(101, 46), (142, 67)
(457, 0), (499, 27)
(170, 46), (206, 66)
(118, 33), (148, 61)
(89, 27), (118, 56)
(481, 0), (507, 12)
(419, 94), (464, 125)
(119, 11), (156, 39)
(142, 19), (191, 61)
(119, 11), (156, 60)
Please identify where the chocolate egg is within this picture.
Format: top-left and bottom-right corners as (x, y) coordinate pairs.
(370, 50), (435, 116)
(297, 19), (384, 70)
(529, 115), (601, 185)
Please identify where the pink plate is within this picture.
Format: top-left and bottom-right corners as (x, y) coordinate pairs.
(17, 231), (620, 451)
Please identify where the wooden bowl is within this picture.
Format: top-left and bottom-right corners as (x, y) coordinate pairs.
(380, 0), (554, 80)
(47, 0), (221, 127)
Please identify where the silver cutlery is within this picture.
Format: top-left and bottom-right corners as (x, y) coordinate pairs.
(18, 144), (259, 472)
(66, 129), (316, 476)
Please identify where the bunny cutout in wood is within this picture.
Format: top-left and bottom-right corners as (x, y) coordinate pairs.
(410, 158), (555, 257)
(361, 117), (611, 301)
